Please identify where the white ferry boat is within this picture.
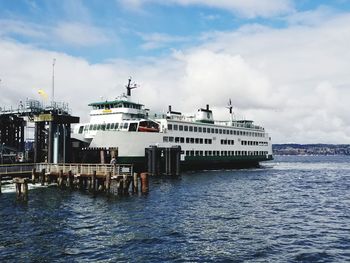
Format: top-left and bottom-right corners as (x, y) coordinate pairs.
(72, 78), (273, 169)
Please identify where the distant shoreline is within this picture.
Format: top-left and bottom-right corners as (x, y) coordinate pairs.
(273, 144), (350, 155)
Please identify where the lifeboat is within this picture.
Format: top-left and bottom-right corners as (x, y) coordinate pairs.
(138, 120), (160, 132)
(138, 126), (159, 132)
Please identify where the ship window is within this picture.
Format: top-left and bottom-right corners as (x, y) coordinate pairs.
(199, 138), (203, 144)
(186, 138), (190, 143)
(189, 126), (193, 132)
(215, 128), (219, 134)
(184, 126), (188, 131)
(119, 123), (123, 129)
(163, 137), (168, 142)
(195, 151), (199, 156)
(209, 139), (212, 144)
(84, 125), (88, 132)
(193, 126), (197, 132)
(174, 124), (178, 131)
(180, 137), (184, 143)
(220, 129), (223, 134)
(179, 125), (183, 131)
(110, 123), (115, 129)
(190, 138), (195, 143)
(185, 151), (189, 156)
(94, 124), (98, 130)
(175, 137), (180, 143)
(198, 127), (202, 132)
(115, 123), (119, 129)
(106, 123), (111, 130)
(203, 127), (206, 133)
(211, 128), (214, 133)
(78, 126), (84, 134)
(101, 124), (106, 130)
(195, 138), (199, 144)
(123, 123), (128, 129)
(168, 124), (173, 130)
(129, 123), (138, 132)
(169, 137), (174, 142)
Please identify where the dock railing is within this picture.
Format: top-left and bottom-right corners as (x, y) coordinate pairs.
(0, 163), (34, 176)
(35, 163), (133, 177)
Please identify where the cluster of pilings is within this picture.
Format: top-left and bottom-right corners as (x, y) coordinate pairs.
(146, 146), (181, 176)
(10, 169), (149, 202)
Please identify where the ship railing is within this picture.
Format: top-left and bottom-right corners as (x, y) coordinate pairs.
(35, 163), (133, 176)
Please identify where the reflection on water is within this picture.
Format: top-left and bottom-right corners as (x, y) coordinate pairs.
(1, 156), (350, 262)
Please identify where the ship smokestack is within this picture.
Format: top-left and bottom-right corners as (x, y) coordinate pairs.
(206, 104), (209, 110)
(168, 105), (172, 112)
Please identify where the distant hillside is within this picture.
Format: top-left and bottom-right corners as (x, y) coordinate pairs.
(272, 144), (350, 155)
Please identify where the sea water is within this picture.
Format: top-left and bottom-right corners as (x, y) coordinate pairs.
(0, 155), (349, 262)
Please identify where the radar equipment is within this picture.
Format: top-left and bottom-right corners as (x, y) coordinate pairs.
(126, 77), (138, 97)
(226, 98), (234, 125)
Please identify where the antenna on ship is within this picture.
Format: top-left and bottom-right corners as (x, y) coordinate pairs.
(226, 98), (234, 125)
(126, 77), (138, 97)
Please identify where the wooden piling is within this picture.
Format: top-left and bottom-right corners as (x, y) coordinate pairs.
(140, 172), (149, 194)
(91, 171), (96, 193)
(133, 173), (138, 193)
(67, 171), (74, 189)
(58, 170), (64, 188)
(13, 178), (29, 201)
(105, 172), (111, 194)
(40, 169), (46, 186)
(21, 180), (28, 202)
(0, 174), (2, 194)
(117, 175), (123, 196)
(123, 174), (129, 195)
(31, 168), (36, 184)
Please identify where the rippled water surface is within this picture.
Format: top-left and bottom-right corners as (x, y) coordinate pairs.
(1, 156), (350, 262)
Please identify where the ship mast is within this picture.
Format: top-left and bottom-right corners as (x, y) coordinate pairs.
(227, 98), (234, 125)
(126, 77), (137, 97)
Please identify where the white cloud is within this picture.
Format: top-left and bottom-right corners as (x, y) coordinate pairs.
(119, 0), (294, 18)
(0, 19), (112, 47)
(2, 9), (350, 143)
(53, 22), (111, 47)
(139, 32), (190, 50)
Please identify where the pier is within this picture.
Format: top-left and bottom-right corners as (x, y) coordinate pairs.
(0, 163), (149, 201)
(0, 99), (79, 164)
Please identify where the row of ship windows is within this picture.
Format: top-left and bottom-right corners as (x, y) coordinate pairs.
(164, 137), (268, 146)
(167, 124), (264, 137)
(184, 150), (269, 156)
(164, 137), (212, 144)
(241, 141), (269, 146)
(80, 122), (137, 133)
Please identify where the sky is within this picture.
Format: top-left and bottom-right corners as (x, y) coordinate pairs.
(1, 0), (350, 143)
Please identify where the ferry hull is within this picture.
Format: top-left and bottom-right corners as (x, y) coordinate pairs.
(117, 154), (273, 172)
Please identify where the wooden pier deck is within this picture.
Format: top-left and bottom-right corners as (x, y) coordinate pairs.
(0, 163), (149, 201)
